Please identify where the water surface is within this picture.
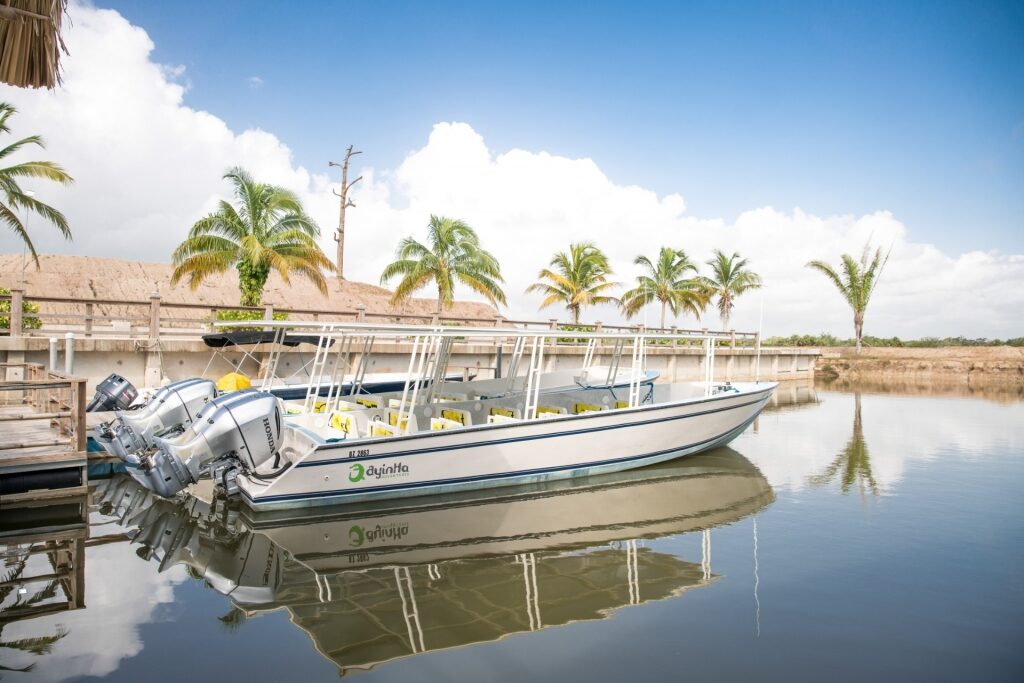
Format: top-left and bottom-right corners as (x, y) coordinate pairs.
(3, 382), (1022, 681)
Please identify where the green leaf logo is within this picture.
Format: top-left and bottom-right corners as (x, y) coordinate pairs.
(349, 525), (364, 547)
(348, 463), (365, 482)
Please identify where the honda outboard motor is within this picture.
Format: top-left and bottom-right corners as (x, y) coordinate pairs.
(87, 373), (139, 412)
(129, 390), (284, 498)
(93, 378), (217, 461)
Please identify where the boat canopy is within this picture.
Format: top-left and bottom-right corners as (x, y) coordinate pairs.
(202, 331), (335, 348)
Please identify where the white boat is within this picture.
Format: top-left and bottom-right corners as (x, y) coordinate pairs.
(108, 322), (776, 510)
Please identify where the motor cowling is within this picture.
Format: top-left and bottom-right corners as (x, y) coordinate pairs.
(93, 378), (217, 461)
(86, 373), (139, 412)
(129, 390), (284, 498)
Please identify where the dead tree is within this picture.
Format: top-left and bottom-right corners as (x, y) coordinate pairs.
(329, 145), (362, 280)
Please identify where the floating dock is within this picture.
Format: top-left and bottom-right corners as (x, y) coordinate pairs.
(0, 362), (90, 503)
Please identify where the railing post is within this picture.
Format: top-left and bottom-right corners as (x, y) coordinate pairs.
(74, 378), (87, 452)
(263, 303), (274, 332)
(9, 287), (23, 337)
(355, 304), (366, 322)
(49, 337), (58, 370)
(730, 329), (736, 349)
(65, 332), (75, 374)
(209, 307), (218, 332)
(148, 292), (161, 339)
(84, 302), (94, 337)
(549, 318), (558, 330)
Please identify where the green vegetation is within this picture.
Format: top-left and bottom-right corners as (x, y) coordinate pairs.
(214, 308), (289, 331)
(0, 287), (41, 331)
(697, 249), (762, 331)
(807, 242), (890, 355)
(763, 333), (1024, 348)
(527, 242), (618, 324)
(380, 215), (506, 313)
(620, 247), (709, 329)
(0, 102), (74, 266)
(171, 167), (333, 307)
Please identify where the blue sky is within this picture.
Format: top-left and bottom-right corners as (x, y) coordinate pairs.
(101, 0), (1024, 255)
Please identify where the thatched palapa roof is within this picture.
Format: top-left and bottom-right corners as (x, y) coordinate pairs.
(0, 0), (68, 89)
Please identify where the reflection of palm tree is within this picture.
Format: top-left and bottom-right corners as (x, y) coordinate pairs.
(1, 560), (70, 674)
(808, 392), (878, 496)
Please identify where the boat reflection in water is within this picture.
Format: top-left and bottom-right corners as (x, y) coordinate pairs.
(97, 448), (773, 676)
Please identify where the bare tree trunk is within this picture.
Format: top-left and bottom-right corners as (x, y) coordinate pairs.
(329, 145), (363, 281)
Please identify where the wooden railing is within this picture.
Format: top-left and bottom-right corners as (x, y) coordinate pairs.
(0, 289), (759, 348)
(0, 362), (88, 453)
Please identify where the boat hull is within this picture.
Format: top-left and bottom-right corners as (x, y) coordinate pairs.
(238, 383), (776, 510)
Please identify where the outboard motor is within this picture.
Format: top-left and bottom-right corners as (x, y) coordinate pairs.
(93, 378), (217, 461)
(128, 390), (285, 498)
(87, 373), (139, 412)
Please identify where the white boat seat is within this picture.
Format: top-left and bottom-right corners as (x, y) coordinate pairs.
(327, 411), (359, 439)
(430, 417), (464, 431)
(486, 414), (519, 425)
(438, 407), (472, 427)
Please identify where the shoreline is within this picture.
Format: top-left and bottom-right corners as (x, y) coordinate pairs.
(812, 346), (1024, 385)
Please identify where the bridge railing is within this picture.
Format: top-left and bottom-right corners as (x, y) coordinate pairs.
(0, 289), (759, 348)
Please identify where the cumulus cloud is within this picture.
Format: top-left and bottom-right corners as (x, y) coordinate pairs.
(1, 2), (1021, 338)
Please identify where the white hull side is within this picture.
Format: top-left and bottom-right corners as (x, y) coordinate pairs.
(239, 384), (775, 510)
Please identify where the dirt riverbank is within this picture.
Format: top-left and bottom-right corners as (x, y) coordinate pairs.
(813, 346), (1024, 385)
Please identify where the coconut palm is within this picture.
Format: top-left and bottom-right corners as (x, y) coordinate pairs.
(620, 247), (709, 329)
(171, 167), (333, 306)
(806, 243), (890, 354)
(0, 102), (74, 266)
(380, 215), (506, 313)
(698, 249), (762, 330)
(526, 242), (619, 324)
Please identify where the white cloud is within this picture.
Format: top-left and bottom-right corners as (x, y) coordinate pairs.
(247, 75), (263, 89)
(1, 2), (1021, 338)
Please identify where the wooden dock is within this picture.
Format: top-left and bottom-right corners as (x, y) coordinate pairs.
(1, 363), (90, 503)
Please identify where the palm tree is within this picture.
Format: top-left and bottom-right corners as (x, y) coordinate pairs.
(171, 167), (333, 306)
(698, 249), (762, 330)
(380, 215), (506, 313)
(0, 102), (74, 266)
(806, 243), (890, 354)
(526, 242), (619, 324)
(620, 247), (709, 329)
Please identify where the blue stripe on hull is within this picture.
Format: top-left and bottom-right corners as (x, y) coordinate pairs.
(241, 395), (768, 510)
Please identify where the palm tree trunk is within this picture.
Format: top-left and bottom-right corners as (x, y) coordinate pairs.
(571, 305), (580, 325)
(660, 301), (666, 330)
(854, 313), (864, 354)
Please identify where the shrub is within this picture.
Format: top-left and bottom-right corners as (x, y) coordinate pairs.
(0, 287), (42, 331)
(215, 308), (288, 331)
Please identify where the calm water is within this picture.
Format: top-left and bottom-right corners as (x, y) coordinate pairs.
(3, 382), (1023, 682)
